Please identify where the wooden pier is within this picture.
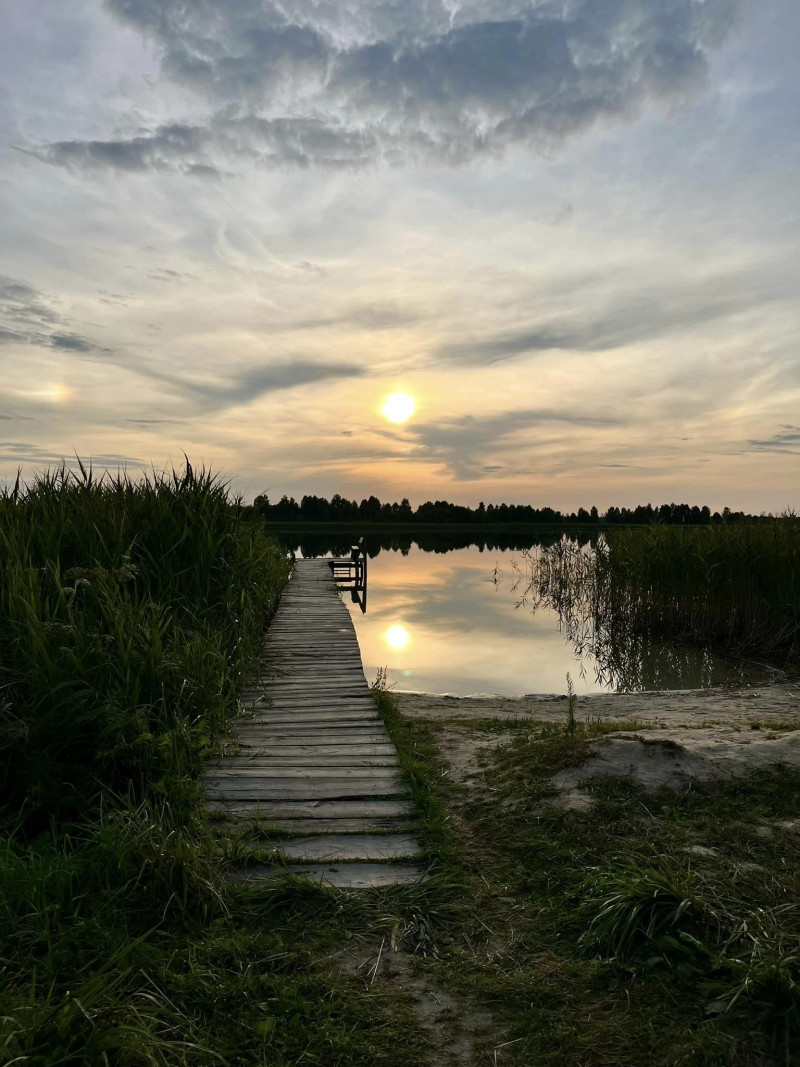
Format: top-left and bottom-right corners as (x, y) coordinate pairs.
(205, 558), (422, 887)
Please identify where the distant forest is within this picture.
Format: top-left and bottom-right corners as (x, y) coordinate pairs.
(246, 494), (764, 526)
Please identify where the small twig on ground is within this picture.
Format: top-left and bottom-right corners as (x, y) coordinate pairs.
(493, 1037), (523, 1063)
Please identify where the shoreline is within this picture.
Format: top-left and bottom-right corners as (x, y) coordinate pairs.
(393, 682), (800, 727)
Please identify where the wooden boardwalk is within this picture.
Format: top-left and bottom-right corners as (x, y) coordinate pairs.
(205, 558), (422, 887)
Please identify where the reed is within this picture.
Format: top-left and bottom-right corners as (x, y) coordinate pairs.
(520, 519), (800, 682)
(600, 519), (800, 662)
(0, 463), (301, 1061)
(0, 461), (291, 822)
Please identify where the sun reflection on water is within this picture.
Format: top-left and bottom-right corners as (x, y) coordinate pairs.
(384, 624), (409, 649)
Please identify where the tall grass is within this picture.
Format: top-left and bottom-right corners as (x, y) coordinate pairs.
(0, 463), (292, 1060)
(519, 518), (800, 686)
(601, 520), (800, 663)
(0, 461), (291, 822)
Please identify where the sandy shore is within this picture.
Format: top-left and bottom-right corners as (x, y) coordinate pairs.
(394, 683), (800, 728)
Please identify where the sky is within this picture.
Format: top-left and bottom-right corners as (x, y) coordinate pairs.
(1, 0), (798, 511)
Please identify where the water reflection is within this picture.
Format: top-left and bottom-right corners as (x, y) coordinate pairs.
(506, 543), (767, 693)
(385, 624), (410, 650)
(272, 529), (768, 696)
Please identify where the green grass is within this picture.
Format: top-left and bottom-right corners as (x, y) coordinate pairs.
(432, 720), (800, 1065)
(340, 699), (800, 1064)
(0, 462), (291, 820)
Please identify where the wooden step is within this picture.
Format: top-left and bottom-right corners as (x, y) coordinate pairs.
(207, 799), (413, 819)
(232, 862), (423, 889)
(265, 834), (421, 862)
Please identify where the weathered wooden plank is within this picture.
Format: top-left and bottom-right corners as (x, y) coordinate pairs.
(229, 743), (397, 757)
(207, 799), (412, 819)
(234, 725), (389, 739)
(261, 689), (368, 698)
(231, 863), (423, 888)
(216, 754), (398, 768)
(233, 729), (392, 743)
(240, 699), (377, 717)
(255, 672), (364, 681)
(213, 817), (414, 833)
(246, 716), (380, 729)
(234, 735), (391, 748)
(264, 834), (421, 862)
(242, 714), (381, 726)
(205, 779), (410, 800)
(242, 691), (373, 701)
(263, 682), (368, 692)
(247, 708), (379, 717)
(207, 765), (400, 781)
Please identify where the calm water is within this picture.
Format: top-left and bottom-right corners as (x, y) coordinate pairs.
(283, 532), (769, 697)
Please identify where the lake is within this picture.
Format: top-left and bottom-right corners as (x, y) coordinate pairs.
(278, 530), (770, 697)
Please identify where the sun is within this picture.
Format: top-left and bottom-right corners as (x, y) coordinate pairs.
(385, 624), (410, 649)
(381, 392), (415, 424)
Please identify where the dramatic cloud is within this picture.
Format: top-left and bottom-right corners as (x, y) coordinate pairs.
(28, 0), (742, 173)
(1, 0), (797, 511)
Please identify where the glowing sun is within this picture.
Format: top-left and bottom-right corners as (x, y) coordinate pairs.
(381, 392), (415, 424)
(385, 624), (410, 650)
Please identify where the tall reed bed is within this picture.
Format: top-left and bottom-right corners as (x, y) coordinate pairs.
(1, 461), (291, 821)
(600, 519), (800, 663)
(521, 519), (799, 684)
(0, 464), (291, 1060)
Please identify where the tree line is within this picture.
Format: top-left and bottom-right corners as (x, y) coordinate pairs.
(246, 493), (763, 526)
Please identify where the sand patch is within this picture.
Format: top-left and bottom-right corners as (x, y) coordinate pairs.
(551, 727), (800, 809)
(394, 684), (800, 728)
(436, 729), (507, 788)
(334, 939), (501, 1065)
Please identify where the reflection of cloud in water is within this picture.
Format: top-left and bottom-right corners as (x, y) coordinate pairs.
(342, 545), (767, 697)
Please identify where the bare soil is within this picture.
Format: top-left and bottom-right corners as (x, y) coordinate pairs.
(333, 939), (502, 1065)
(552, 726), (800, 809)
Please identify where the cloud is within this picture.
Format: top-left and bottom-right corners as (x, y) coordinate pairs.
(435, 270), (788, 364)
(0, 276), (111, 355)
(146, 359), (366, 412)
(299, 302), (423, 332)
(28, 0), (742, 173)
(125, 418), (180, 427)
(747, 426), (800, 454)
(0, 276), (363, 414)
(0, 442), (144, 468)
(409, 407), (622, 479)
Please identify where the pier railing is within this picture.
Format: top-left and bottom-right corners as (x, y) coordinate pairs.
(327, 537), (367, 612)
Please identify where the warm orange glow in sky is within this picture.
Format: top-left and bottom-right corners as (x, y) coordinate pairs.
(385, 624), (410, 649)
(381, 393), (415, 424)
(1, 1), (798, 513)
